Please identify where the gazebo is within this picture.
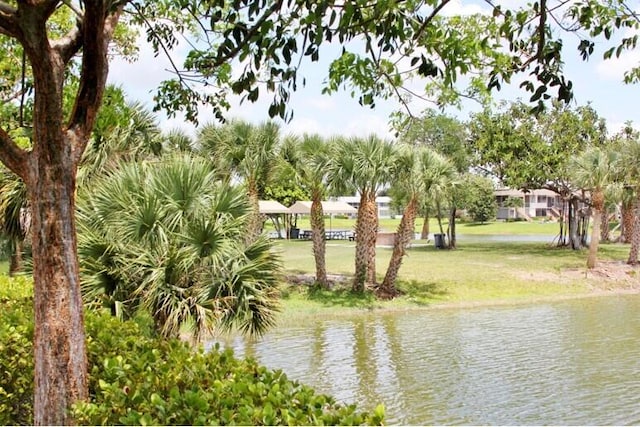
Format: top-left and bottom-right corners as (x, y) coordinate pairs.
(258, 200), (290, 238)
(288, 201), (358, 238)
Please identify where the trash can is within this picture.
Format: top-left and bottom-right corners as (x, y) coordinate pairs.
(434, 233), (445, 249)
(289, 227), (300, 239)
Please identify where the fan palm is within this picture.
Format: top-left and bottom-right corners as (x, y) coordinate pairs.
(571, 146), (617, 269)
(379, 147), (453, 296)
(617, 137), (640, 264)
(0, 167), (29, 275)
(281, 134), (331, 287)
(197, 120), (281, 243)
(77, 155), (281, 340)
(327, 135), (397, 292)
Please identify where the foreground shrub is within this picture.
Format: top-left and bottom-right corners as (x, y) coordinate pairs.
(0, 278), (384, 425)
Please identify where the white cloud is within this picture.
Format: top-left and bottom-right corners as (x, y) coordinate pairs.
(595, 50), (640, 82)
(441, 0), (489, 16)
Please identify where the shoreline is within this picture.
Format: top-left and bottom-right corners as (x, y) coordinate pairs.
(278, 261), (640, 322)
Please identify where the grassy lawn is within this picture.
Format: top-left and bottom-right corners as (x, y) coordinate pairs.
(274, 237), (634, 322)
(273, 216), (561, 235)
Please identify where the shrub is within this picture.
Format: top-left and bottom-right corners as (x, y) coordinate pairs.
(0, 277), (384, 425)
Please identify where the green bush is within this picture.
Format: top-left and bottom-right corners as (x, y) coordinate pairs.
(0, 277), (384, 425)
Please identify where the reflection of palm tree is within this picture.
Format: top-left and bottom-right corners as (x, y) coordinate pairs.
(198, 120), (280, 244)
(282, 134), (331, 287)
(327, 135), (396, 291)
(78, 155), (281, 340)
(572, 147), (617, 269)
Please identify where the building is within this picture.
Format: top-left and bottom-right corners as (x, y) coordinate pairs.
(335, 196), (394, 219)
(495, 188), (563, 221)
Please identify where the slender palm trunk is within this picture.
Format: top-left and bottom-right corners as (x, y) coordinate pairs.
(310, 193), (328, 287)
(621, 199), (635, 243)
(448, 206), (457, 249)
(246, 182), (261, 244)
(366, 195), (378, 285)
(9, 240), (23, 276)
(587, 191), (604, 269)
(31, 137), (88, 425)
(600, 207), (610, 242)
(627, 194), (640, 265)
(420, 209), (430, 240)
(380, 197), (417, 296)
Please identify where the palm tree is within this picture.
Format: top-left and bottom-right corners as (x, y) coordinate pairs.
(282, 134), (332, 287)
(78, 99), (163, 186)
(198, 120), (280, 244)
(0, 167), (29, 275)
(327, 135), (397, 292)
(617, 137), (640, 264)
(571, 146), (617, 269)
(77, 155), (281, 340)
(379, 148), (454, 297)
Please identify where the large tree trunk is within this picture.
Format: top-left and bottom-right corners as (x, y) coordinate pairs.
(587, 191), (604, 269)
(627, 195), (640, 265)
(310, 193), (328, 288)
(30, 135), (88, 425)
(379, 197), (417, 297)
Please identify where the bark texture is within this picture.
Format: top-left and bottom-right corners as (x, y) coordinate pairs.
(380, 197), (417, 297)
(587, 191), (604, 269)
(0, 2), (123, 424)
(353, 191), (377, 292)
(310, 194), (328, 287)
(627, 195), (640, 265)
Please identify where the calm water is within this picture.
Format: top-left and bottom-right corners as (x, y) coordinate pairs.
(213, 295), (640, 425)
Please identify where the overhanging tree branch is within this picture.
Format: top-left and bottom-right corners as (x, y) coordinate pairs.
(0, 127), (29, 181)
(67, 2), (124, 164)
(0, 1), (18, 37)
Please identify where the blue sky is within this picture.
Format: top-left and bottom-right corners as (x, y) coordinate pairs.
(108, 0), (640, 139)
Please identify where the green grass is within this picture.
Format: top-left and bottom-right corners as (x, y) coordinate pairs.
(273, 216), (561, 235)
(274, 238), (633, 323)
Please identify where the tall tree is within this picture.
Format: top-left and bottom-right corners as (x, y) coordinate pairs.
(379, 147), (452, 297)
(328, 135), (397, 291)
(469, 101), (607, 249)
(197, 120), (280, 243)
(571, 146), (617, 269)
(281, 134), (332, 288)
(396, 110), (470, 247)
(617, 134), (640, 265)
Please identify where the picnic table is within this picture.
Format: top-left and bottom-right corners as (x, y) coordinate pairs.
(299, 229), (354, 240)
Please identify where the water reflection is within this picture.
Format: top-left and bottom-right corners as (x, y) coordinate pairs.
(213, 296), (640, 425)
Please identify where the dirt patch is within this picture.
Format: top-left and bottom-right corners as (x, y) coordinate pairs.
(516, 260), (640, 291)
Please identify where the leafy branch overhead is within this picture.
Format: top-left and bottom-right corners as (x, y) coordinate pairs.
(130, 0), (623, 123)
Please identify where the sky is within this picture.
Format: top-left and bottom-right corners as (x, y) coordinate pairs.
(107, 0), (640, 140)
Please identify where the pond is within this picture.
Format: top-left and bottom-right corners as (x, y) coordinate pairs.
(212, 295), (640, 425)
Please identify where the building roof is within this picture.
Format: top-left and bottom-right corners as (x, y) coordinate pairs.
(289, 201), (358, 215)
(258, 200), (290, 214)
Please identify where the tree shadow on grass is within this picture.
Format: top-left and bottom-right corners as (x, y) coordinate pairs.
(397, 280), (450, 306)
(304, 284), (379, 309)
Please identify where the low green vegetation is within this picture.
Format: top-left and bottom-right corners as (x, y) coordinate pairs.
(0, 276), (383, 425)
(276, 239), (632, 322)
